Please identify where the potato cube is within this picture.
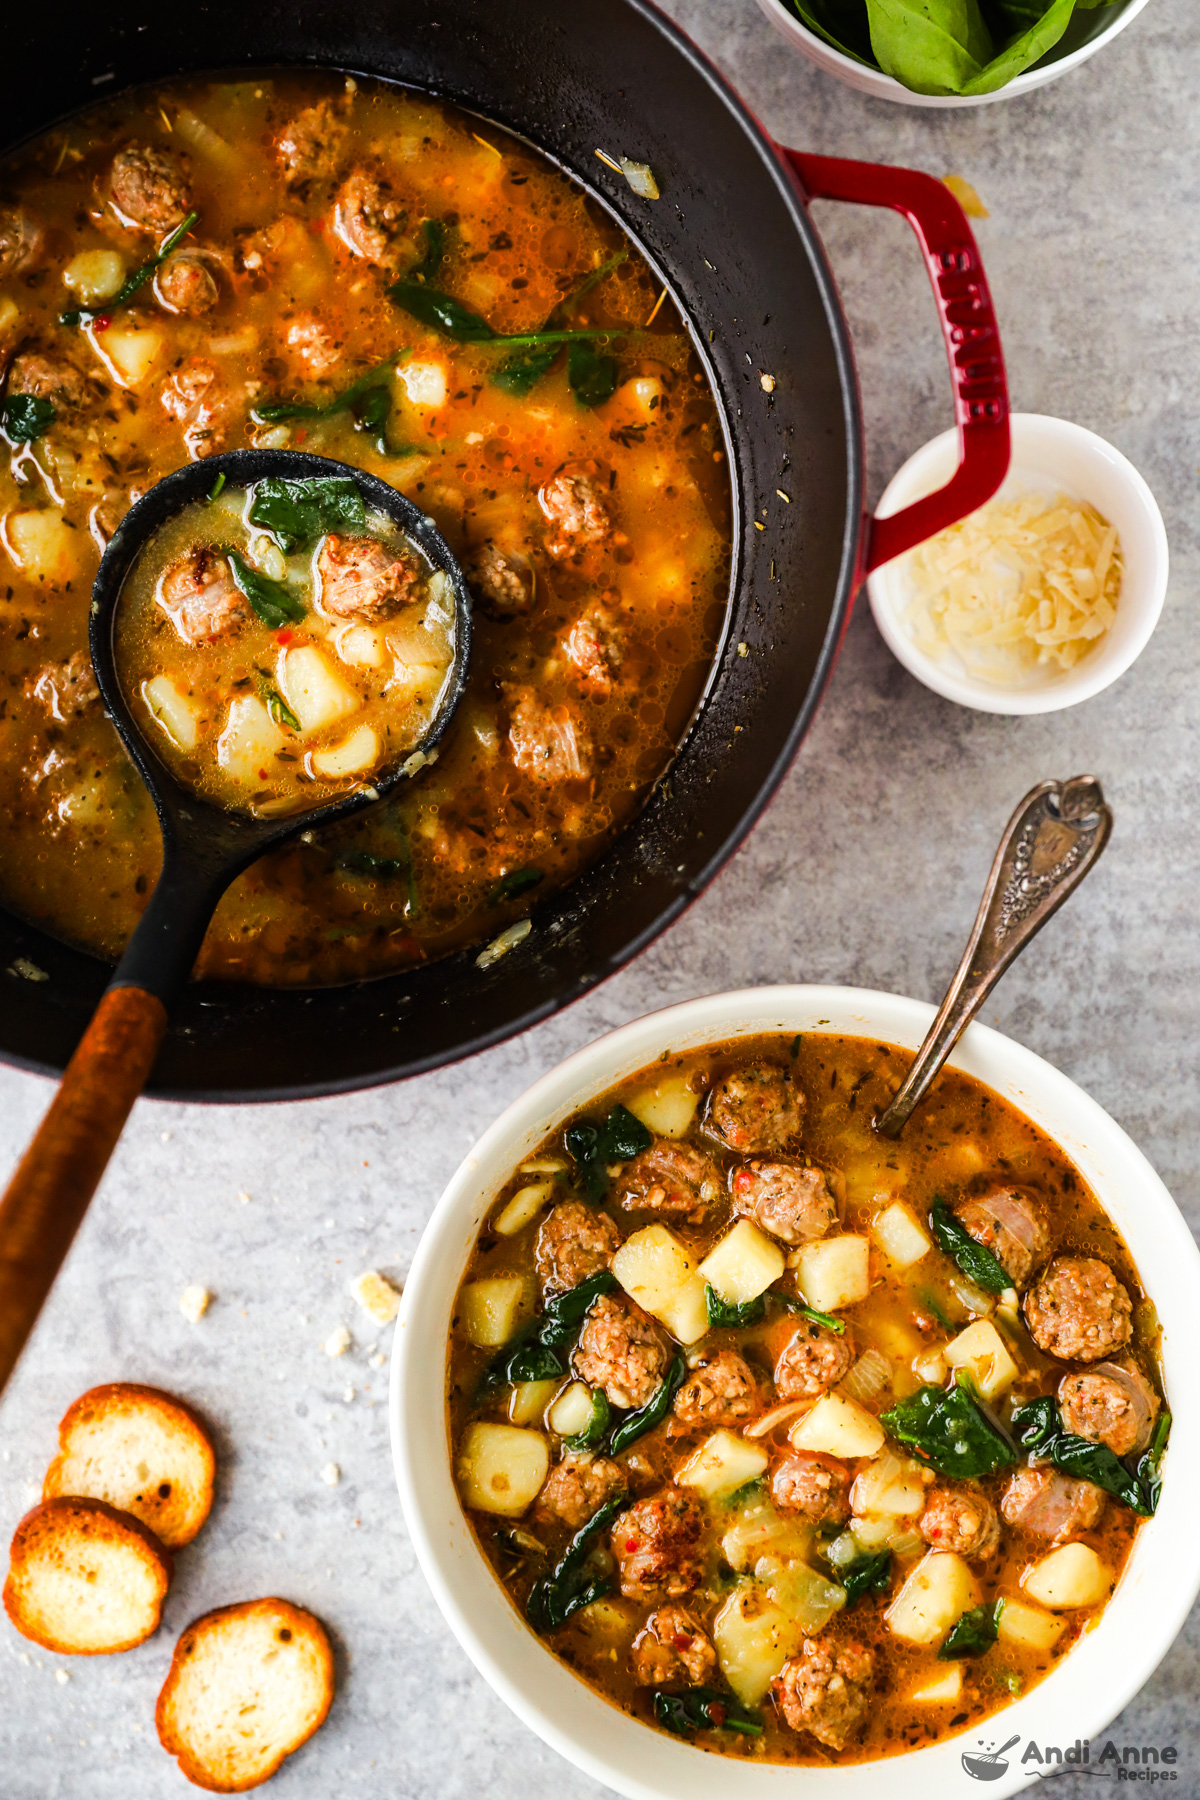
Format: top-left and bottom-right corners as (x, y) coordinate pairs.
(611, 1224), (709, 1344)
(909, 1664), (962, 1704)
(311, 722), (380, 779)
(790, 1393), (885, 1461)
(721, 1496), (812, 1573)
(277, 644), (361, 734)
(456, 1422), (548, 1516)
(547, 1381), (597, 1439)
(399, 359), (448, 409)
(766, 1562), (846, 1635)
(63, 249), (125, 305)
(677, 1430), (768, 1500)
(508, 1377), (560, 1427)
(886, 1552), (980, 1646)
(794, 1234), (871, 1314)
(492, 1181), (554, 1237)
(1022, 1543), (1111, 1610)
(216, 695), (286, 786)
(943, 1319), (1018, 1401)
(332, 622), (389, 668)
(142, 676), (200, 751)
(850, 1449), (933, 1520)
(460, 1275), (532, 1348)
(714, 1584), (802, 1706)
(95, 323), (163, 387)
(3, 510), (83, 587)
(576, 1598), (638, 1639)
(872, 1201), (932, 1269)
(851, 1515), (894, 1552)
(996, 1596), (1065, 1651)
(625, 1073), (699, 1139)
(698, 1220), (785, 1307)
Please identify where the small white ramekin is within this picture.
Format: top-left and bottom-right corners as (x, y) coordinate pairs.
(865, 413), (1168, 715)
(392, 985), (1200, 1800)
(754, 0), (1152, 108)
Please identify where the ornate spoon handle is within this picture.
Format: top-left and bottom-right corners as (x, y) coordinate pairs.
(874, 775), (1113, 1139)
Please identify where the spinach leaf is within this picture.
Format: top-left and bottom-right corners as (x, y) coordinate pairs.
(265, 689), (300, 731)
(387, 280), (503, 342)
(608, 1353), (687, 1455)
(562, 1388), (611, 1452)
(565, 1104), (653, 1201)
(1138, 1411), (1171, 1516)
(1, 393), (55, 445)
(881, 1377), (1017, 1478)
(411, 218), (446, 282)
(863, 0), (993, 95)
(476, 1269), (619, 1396)
(488, 866), (544, 904)
(774, 1293), (846, 1332)
(706, 1285), (766, 1329)
(789, 0), (876, 62)
(60, 209), (198, 326)
(653, 1687), (763, 1738)
(335, 839), (419, 916)
(841, 1548), (892, 1605)
(492, 343), (561, 397)
(254, 363), (396, 425)
(1010, 1395), (1154, 1516)
(247, 474), (366, 552)
(226, 549), (307, 628)
(940, 1599), (1003, 1659)
(527, 1493), (627, 1631)
(207, 471), (226, 504)
(962, 0), (1077, 93)
(929, 1198), (1010, 1294)
(568, 338), (619, 408)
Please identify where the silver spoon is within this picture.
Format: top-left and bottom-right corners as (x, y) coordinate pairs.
(875, 775), (1113, 1138)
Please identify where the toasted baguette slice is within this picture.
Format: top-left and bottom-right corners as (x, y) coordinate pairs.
(157, 1598), (334, 1791)
(4, 1497), (171, 1654)
(43, 1382), (216, 1550)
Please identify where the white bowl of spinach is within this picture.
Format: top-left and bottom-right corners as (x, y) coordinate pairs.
(756, 0), (1151, 104)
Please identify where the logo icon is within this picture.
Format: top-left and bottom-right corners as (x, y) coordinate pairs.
(963, 1734), (1021, 1781)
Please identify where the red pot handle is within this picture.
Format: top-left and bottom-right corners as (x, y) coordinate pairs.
(782, 150), (1010, 579)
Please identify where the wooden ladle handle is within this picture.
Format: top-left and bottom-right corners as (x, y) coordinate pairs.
(0, 985), (167, 1394)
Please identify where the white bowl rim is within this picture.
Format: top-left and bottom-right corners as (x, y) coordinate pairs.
(865, 412), (1169, 715)
(754, 0), (1153, 107)
(391, 983), (1200, 1800)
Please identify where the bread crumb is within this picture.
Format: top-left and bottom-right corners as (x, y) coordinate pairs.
(352, 1269), (401, 1324)
(179, 1285), (211, 1323)
(320, 1462), (340, 1486)
(324, 1324), (352, 1357)
(369, 1351), (387, 1369)
(55, 1669), (70, 1684)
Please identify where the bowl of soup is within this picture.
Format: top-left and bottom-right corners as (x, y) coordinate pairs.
(391, 985), (1200, 1798)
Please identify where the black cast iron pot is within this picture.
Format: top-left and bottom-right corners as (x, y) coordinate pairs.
(0, 0), (1009, 1100)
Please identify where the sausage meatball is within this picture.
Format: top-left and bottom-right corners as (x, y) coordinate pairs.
(709, 1062), (802, 1153)
(953, 1185), (1050, 1290)
(612, 1489), (704, 1601)
(0, 207), (42, 279)
(774, 1322), (854, 1401)
(774, 1637), (874, 1751)
(467, 540), (535, 618)
(632, 1606), (716, 1687)
(919, 1483), (1000, 1560)
(673, 1351), (760, 1430)
(564, 604), (623, 696)
(160, 358), (239, 460)
(158, 546), (248, 645)
(619, 1140), (721, 1220)
(7, 350), (88, 411)
(731, 1159), (838, 1246)
(1058, 1360), (1159, 1458)
(1001, 1466), (1105, 1544)
(30, 653), (99, 721)
(155, 250), (219, 315)
(771, 1452), (851, 1525)
(573, 1292), (669, 1411)
(508, 690), (591, 782)
(534, 1200), (620, 1296)
(276, 98), (348, 187)
(1024, 1256), (1133, 1363)
(333, 167), (407, 265)
(110, 144), (192, 232)
(538, 469), (610, 558)
(317, 533), (422, 623)
(537, 1454), (626, 1530)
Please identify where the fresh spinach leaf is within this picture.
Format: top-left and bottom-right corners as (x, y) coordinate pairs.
(60, 210), (198, 326)
(226, 549), (307, 629)
(841, 1548), (893, 1605)
(565, 1104), (653, 1201)
(653, 1687), (763, 1737)
(706, 1286), (766, 1329)
(568, 338), (619, 408)
(864, 0), (993, 95)
(1, 393), (55, 445)
(774, 1293), (846, 1332)
(962, 0), (1077, 93)
(929, 1198), (1010, 1294)
(527, 1493), (627, 1632)
(476, 1269), (620, 1397)
(1010, 1395), (1154, 1516)
(1138, 1411), (1171, 1516)
(247, 474), (366, 552)
(609, 1353), (687, 1455)
(881, 1377), (1017, 1478)
(562, 1389), (611, 1452)
(489, 866), (544, 904)
(940, 1598), (1003, 1659)
(789, 0), (876, 63)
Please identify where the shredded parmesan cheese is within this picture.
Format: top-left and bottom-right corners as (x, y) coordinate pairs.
(902, 489), (1122, 687)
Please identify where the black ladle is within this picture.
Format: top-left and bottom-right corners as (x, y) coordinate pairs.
(0, 450), (471, 1391)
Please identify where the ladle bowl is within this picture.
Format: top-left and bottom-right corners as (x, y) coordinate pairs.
(0, 449), (472, 1391)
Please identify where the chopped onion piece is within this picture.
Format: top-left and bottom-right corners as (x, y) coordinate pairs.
(746, 1398), (811, 1439)
(618, 157), (660, 200)
(476, 918), (532, 970)
(839, 1348), (891, 1404)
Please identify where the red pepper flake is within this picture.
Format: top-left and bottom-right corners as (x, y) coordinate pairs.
(296, 427), (307, 444)
(258, 769), (268, 780)
(93, 314), (111, 332)
(309, 216), (324, 234)
(672, 1635), (691, 1651)
(625, 1539), (638, 1552)
(276, 629), (293, 645)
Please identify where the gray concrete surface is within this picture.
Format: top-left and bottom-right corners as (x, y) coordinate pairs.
(1, 0), (1196, 1791)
